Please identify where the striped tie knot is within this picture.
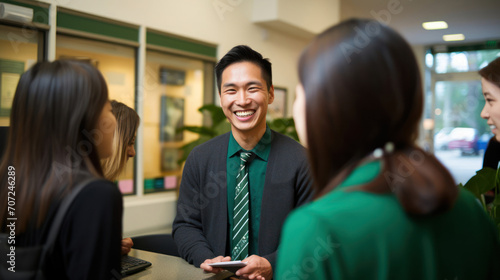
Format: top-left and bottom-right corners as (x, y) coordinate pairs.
(240, 152), (253, 165)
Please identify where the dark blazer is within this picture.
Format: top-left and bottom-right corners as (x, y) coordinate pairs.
(172, 130), (312, 271)
(483, 136), (500, 170)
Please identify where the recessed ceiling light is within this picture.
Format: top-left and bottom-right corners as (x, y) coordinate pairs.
(422, 21), (448, 30)
(443, 34), (465, 41)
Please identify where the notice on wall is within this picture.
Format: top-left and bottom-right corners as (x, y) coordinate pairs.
(1, 73), (20, 110)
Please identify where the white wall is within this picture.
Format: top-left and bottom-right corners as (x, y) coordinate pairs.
(253, 0), (340, 38)
(36, 0), (312, 236)
(277, 0), (339, 34)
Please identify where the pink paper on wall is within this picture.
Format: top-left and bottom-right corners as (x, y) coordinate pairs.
(118, 179), (134, 194)
(164, 176), (177, 189)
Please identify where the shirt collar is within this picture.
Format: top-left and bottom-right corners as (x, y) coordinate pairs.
(228, 126), (272, 162)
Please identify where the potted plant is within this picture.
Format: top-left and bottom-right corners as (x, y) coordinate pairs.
(459, 167), (500, 236)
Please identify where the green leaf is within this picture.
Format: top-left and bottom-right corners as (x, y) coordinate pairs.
(463, 167), (497, 198)
(198, 104), (226, 127)
(493, 194), (500, 207)
(177, 135), (212, 165)
(213, 120), (231, 136)
(490, 205), (500, 227)
(267, 117), (299, 142)
(461, 168), (500, 240)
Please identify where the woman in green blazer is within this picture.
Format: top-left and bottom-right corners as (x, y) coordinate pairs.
(276, 19), (500, 280)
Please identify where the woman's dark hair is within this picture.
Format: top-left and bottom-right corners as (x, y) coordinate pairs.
(479, 56), (500, 88)
(215, 45), (273, 93)
(0, 60), (109, 233)
(299, 19), (457, 215)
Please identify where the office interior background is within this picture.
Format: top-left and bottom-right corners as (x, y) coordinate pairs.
(0, 0), (499, 237)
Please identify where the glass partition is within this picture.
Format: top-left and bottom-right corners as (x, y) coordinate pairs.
(143, 50), (211, 194)
(56, 34), (137, 194)
(0, 24), (44, 126)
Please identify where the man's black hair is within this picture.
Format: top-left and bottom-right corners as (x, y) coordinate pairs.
(215, 45), (272, 93)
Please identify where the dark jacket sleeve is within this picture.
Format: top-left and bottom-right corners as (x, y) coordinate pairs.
(49, 180), (123, 280)
(261, 133), (313, 272)
(172, 147), (217, 267)
(294, 149), (314, 207)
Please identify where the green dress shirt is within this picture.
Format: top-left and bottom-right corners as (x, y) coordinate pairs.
(227, 126), (272, 257)
(277, 160), (500, 279)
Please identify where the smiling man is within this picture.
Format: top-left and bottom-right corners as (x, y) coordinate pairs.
(173, 45), (312, 280)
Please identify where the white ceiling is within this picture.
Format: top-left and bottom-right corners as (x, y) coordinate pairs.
(340, 0), (500, 46)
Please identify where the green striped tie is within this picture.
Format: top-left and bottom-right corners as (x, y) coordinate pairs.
(232, 151), (253, 260)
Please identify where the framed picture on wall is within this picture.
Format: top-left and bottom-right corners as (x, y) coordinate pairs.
(267, 86), (287, 120)
(160, 96), (185, 142)
(161, 147), (180, 171)
(159, 67), (186, 85)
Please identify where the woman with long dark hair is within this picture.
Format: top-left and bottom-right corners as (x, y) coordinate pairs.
(277, 19), (500, 279)
(0, 60), (122, 279)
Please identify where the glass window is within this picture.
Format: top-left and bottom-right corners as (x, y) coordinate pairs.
(0, 24), (44, 126)
(433, 80), (486, 184)
(56, 34), (137, 194)
(434, 50), (500, 74)
(427, 48), (499, 185)
(143, 50), (211, 194)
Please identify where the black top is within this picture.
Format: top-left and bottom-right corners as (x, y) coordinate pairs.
(0, 127), (8, 159)
(483, 137), (500, 170)
(18, 180), (123, 279)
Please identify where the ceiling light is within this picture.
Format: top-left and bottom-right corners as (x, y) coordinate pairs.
(422, 21), (448, 30)
(443, 34), (465, 41)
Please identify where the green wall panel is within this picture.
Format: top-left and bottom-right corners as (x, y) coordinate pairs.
(147, 31), (216, 58)
(57, 11), (138, 43)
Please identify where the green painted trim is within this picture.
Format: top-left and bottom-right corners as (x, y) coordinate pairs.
(446, 44), (499, 53)
(57, 11), (138, 43)
(1, 0), (49, 24)
(147, 31), (216, 58)
(432, 41), (500, 54)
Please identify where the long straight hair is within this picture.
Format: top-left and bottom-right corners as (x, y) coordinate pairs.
(299, 19), (457, 215)
(101, 100), (140, 181)
(0, 60), (109, 233)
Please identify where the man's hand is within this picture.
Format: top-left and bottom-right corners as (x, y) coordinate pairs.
(235, 255), (272, 280)
(121, 238), (133, 255)
(200, 256), (232, 274)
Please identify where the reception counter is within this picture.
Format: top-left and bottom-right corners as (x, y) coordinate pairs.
(124, 249), (236, 280)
